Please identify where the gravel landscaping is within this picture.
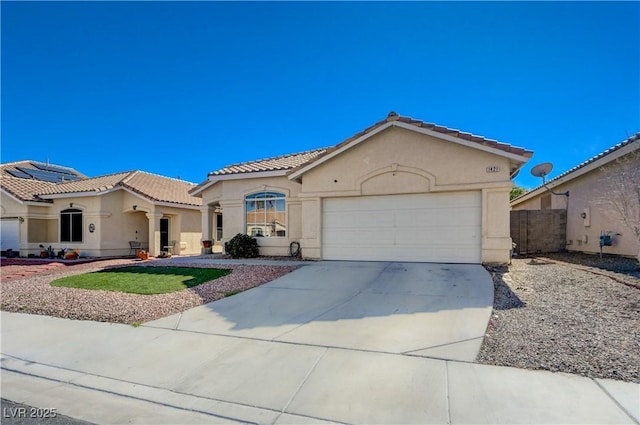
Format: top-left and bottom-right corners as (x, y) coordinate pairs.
(1, 258), (296, 324)
(478, 254), (640, 383)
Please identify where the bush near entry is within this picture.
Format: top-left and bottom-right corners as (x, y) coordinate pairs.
(225, 233), (259, 258)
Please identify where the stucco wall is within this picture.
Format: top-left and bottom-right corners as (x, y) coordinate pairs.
(512, 164), (639, 257)
(1, 189), (202, 258)
(299, 127), (514, 263)
(201, 176), (304, 256)
(198, 126), (519, 263)
(301, 127), (512, 195)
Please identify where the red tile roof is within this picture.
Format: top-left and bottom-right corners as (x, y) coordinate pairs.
(210, 148), (328, 176)
(0, 175), (56, 203)
(1, 162), (201, 207)
(205, 112), (533, 179)
(38, 171), (202, 206)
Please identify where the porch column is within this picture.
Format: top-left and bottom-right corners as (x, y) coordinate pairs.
(200, 206), (213, 254)
(146, 212), (163, 257)
(201, 206), (214, 241)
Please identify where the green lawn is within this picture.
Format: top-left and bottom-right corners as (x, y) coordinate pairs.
(51, 266), (231, 295)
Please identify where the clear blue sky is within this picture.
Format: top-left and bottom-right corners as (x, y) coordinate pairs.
(2, 1), (638, 190)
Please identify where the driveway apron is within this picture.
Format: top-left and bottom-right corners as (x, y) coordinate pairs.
(146, 261), (493, 360)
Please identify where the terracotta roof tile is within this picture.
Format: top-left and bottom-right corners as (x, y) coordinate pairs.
(0, 175), (56, 203)
(121, 172), (202, 206)
(193, 112), (533, 188)
(38, 171), (202, 206)
(36, 172), (132, 195)
(1, 161), (201, 207)
(209, 148), (328, 176)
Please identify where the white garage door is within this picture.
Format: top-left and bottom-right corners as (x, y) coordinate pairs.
(1, 219), (20, 252)
(322, 192), (482, 263)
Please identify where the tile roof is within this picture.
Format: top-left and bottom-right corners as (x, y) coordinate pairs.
(209, 148), (328, 176)
(1, 160), (88, 181)
(205, 112), (533, 180)
(121, 171), (202, 206)
(38, 171), (202, 206)
(0, 175), (57, 203)
(546, 132), (639, 182)
(1, 161), (201, 207)
(1, 160), (86, 203)
(36, 172), (132, 195)
(512, 132), (640, 203)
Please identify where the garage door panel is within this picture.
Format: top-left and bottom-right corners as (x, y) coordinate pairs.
(324, 211), (394, 228)
(322, 192), (482, 263)
(394, 228), (479, 245)
(326, 229), (396, 246)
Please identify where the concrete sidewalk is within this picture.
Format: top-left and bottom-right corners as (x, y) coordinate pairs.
(2, 311), (638, 425)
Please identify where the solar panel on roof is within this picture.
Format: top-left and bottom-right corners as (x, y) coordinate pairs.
(6, 169), (34, 179)
(15, 167), (81, 183)
(32, 163), (80, 177)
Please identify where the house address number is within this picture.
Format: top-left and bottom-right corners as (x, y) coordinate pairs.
(486, 166), (501, 173)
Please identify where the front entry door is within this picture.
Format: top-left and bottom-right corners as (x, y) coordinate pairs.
(216, 214), (223, 241)
(160, 218), (169, 250)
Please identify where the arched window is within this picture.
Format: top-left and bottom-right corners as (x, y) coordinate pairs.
(60, 208), (83, 242)
(245, 192), (286, 237)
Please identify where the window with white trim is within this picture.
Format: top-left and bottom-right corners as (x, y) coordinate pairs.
(245, 192), (286, 237)
(60, 208), (83, 242)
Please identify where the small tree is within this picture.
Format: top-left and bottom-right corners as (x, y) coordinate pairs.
(598, 148), (640, 260)
(510, 186), (528, 201)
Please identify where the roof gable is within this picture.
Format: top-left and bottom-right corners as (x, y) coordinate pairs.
(289, 112), (533, 180)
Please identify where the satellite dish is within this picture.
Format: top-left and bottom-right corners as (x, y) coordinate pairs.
(530, 162), (570, 197)
(531, 162), (553, 178)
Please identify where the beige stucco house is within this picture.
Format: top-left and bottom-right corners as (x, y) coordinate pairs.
(1, 161), (202, 258)
(511, 133), (640, 258)
(192, 113), (533, 264)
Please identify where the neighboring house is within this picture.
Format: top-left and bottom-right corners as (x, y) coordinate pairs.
(1, 161), (202, 257)
(511, 133), (640, 258)
(191, 112), (533, 264)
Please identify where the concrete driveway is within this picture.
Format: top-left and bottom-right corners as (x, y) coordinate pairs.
(3, 261), (637, 425)
(146, 261), (493, 361)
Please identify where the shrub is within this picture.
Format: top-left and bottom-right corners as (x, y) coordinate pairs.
(225, 233), (259, 258)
